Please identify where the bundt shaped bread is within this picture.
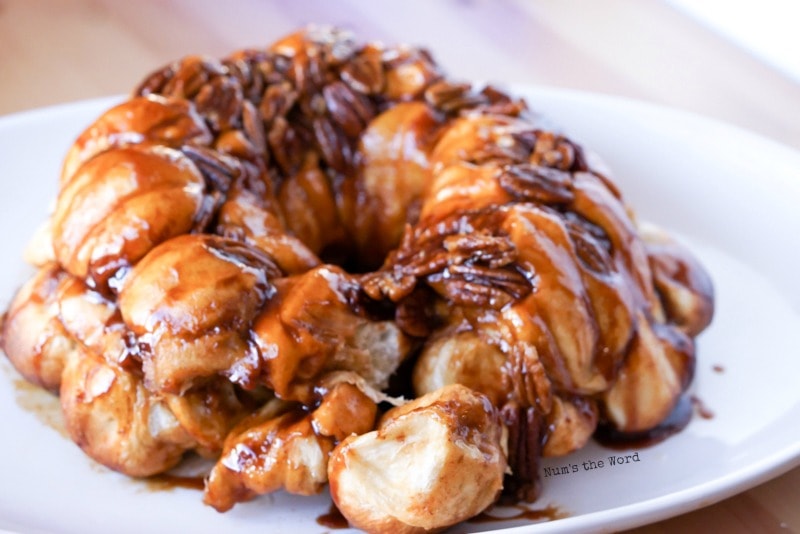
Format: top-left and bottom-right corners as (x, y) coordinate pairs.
(1, 27), (713, 532)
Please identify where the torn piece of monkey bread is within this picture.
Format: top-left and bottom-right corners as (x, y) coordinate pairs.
(328, 384), (507, 534)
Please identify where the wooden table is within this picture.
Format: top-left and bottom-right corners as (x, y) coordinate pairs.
(2, 1), (798, 532)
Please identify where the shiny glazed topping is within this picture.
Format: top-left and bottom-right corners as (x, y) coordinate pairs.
(1, 26), (714, 533)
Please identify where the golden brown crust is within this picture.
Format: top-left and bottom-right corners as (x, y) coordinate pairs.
(61, 95), (212, 185)
(52, 145), (209, 289)
(118, 234), (279, 394)
(60, 345), (193, 477)
(1, 264), (74, 392)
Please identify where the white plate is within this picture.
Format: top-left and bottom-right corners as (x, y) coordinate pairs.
(1, 88), (799, 534)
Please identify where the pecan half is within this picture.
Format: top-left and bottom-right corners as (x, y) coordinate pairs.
(340, 46), (385, 95)
(364, 209), (532, 309)
(424, 80), (487, 115)
(498, 163), (574, 204)
(500, 402), (545, 503)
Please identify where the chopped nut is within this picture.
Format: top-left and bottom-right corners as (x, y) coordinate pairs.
(340, 45), (385, 94)
(498, 163), (574, 204)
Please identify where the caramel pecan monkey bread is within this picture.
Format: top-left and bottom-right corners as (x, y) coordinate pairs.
(2, 27), (713, 532)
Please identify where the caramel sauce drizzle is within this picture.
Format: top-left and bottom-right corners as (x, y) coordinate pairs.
(469, 503), (567, 524)
(594, 394), (694, 450)
(5, 363), (68, 438)
(316, 503), (350, 529)
(145, 474), (206, 491)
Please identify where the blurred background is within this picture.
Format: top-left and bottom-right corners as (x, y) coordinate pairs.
(2, 0), (799, 149)
(1, 1), (798, 532)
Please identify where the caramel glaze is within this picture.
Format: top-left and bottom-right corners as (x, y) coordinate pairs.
(146, 474), (206, 492)
(316, 503), (349, 530)
(363, 112), (713, 497)
(1, 26), (716, 523)
(594, 394), (694, 450)
(469, 504), (567, 524)
(690, 394), (715, 420)
(9, 375), (68, 438)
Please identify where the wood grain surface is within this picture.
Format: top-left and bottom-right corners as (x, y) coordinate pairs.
(1, 1), (798, 533)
